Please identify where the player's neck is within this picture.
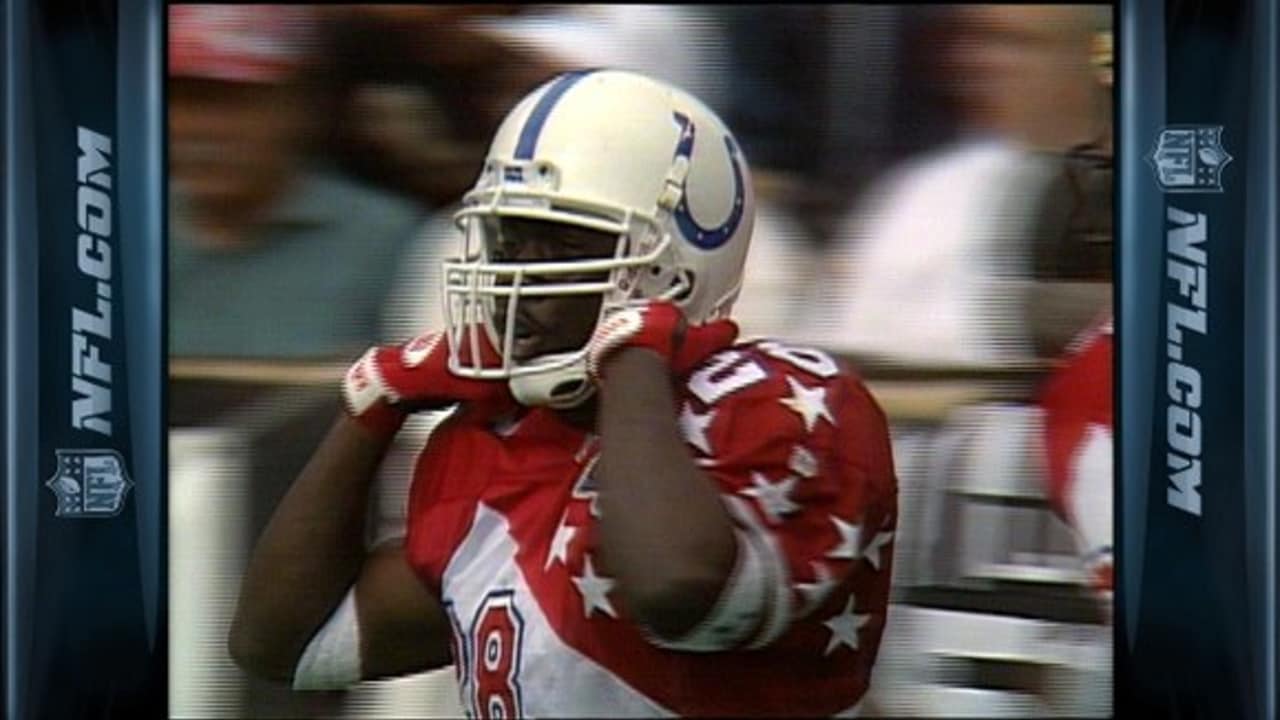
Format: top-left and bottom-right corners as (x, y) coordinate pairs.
(553, 398), (599, 434)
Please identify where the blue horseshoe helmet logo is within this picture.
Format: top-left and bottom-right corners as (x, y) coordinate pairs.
(670, 112), (746, 250)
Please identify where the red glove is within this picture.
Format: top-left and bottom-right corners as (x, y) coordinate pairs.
(585, 301), (739, 382)
(342, 328), (513, 436)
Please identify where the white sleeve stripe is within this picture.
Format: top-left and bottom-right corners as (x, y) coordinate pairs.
(722, 495), (793, 649)
(293, 588), (363, 691)
(747, 530), (792, 649)
(644, 528), (769, 652)
(343, 348), (396, 416)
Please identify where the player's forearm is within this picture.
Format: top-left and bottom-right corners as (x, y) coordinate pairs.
(229, 414), (394, 681)
(596, 348), (737, 639)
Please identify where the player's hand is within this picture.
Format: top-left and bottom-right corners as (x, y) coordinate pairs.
(585, 301), (738, 382)
(342, 328), (512, 436)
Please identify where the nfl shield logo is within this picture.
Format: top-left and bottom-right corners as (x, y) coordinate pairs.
(46, 449), (133, 518)
(1147, 125), (1232, 192)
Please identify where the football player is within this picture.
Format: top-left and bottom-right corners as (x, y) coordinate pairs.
(1040, 314), (1113, 603)
(230, 70), (898, 717)
(1034, 24), (1114, 611)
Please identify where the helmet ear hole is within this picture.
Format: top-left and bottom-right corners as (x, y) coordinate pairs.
(670, 270), (695, 302)
(551, 378), (587, 401)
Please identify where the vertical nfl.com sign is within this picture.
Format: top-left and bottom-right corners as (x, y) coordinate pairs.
(1147, 125), (1233, 192)
(1146, 125), (1231, 520)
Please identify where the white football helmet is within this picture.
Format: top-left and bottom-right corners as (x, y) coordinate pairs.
(443, 69), (756, 408)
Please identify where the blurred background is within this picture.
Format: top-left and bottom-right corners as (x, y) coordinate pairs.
(168, 4), (1114, 717)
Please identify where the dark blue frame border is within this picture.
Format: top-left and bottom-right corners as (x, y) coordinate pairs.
(1117, 0), (1166, 672)
(119, 0), (165, 664)
(1244, 1), (1274, 717)
(1119, 0), (1278, 717)
(4, 0), (38, 717)
(4, 0), (165, 716)
(1243, 1), (1277, 719)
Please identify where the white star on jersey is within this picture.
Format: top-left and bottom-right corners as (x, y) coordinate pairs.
(825, 515), (861, 560)
(741, 472), (800, 523)
(861, 528), (894, 571)
(678, 403), (715, 456)
(823, 594), (872, 655)
(796, 561), (837, 616)
(545, 512), (577, 570)
(788, 445), (819, 478)
(572, 554), (618, 619)
(779, 376), (834, 433)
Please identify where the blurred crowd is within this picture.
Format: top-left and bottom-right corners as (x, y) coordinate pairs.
(168, 5), (1114, 718)
(168, 3), (1111, 362)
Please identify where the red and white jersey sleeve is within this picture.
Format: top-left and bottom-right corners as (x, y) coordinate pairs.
(1039, 316), (1113, 591)
(661, 340), (899, 656)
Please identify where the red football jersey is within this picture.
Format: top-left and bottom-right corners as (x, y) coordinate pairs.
(404, 340), (898, 717)
(1039, 316), (1113, 591)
